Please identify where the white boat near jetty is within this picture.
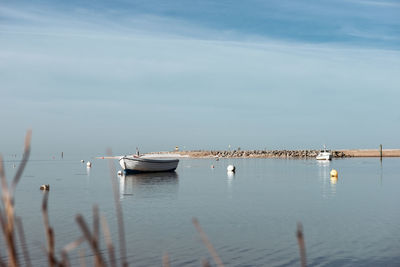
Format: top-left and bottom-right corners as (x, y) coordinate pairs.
(316, 146), (332, 161)
(119, 155), (179, 173)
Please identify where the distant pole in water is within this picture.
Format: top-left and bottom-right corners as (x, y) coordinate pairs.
(61, 152), (63, 159)
(379, 144), (383, 161)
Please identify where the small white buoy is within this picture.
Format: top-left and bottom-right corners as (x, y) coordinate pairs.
(211, 165), (214, 169)
(87, 161), (92, 167)
(227, 164), (235, 172)
(117, 170), (123, 175)
(40, 184), (50, 191)
(81, 160), (85, 163)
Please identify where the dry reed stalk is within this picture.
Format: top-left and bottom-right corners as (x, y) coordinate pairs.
(62, 236), (85, 255)
(79, 249), (86, 267)
(192, 218), (224, 267)
(162, 252), (170, 267)
(93, 205), (100, 246)
(106, 149), (128, 267)
(42, 192), (58, 267)
(0, 155), (6, 191)
(61, 236), (85, 267)
(201, 259), (211, 267)
(11, 130), (31, 194)
(0, 155), (18, 267)
(61, 251), (70, 267)
(0, 131), (33, 267)
(75, 214), (106, 267)
(296, 222), (307, 267)
(0, 201), (18, 266)
(15, 216), (32, 267)
(100, 215), (116, 267)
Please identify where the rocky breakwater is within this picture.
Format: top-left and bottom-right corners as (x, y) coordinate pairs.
(182, 150), (348, 158)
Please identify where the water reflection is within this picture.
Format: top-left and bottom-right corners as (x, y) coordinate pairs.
(227, 171), (235, 186)
(119, 172), (179, 199)
(86, 166), (91, 176)
(317, 160), (330, 167)
(226, 171), (235, 199)
(317, 161), (337, 198)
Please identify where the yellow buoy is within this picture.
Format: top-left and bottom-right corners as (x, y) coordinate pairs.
(330, 169), (338, 178)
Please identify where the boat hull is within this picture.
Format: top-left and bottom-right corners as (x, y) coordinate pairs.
(119, 156), (179, 173)
(316, 156), (331, 160)
(316, 152), (332, 160)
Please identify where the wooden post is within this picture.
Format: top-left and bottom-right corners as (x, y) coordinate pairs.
(379, 144), (382, 160)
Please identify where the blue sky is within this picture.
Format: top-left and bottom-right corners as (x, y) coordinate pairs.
(1, 0), (399, 157)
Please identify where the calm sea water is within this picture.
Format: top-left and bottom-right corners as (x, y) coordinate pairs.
(1, 156), (399, 266)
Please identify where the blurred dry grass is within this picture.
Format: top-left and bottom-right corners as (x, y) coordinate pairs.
(0, 130), (128, 267)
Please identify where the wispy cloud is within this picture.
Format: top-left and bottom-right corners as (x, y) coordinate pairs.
(1, 1), (399, 49)
(341, 26), (400, 42)
(1, 2), (400, 151)
(350, 0), (400, 8)
(0, 6), (45, 22)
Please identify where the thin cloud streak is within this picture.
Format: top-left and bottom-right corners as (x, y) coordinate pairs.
(1, 2), (399, 48)
(0, 6), (46, 22)
(350, 0), (400, 7)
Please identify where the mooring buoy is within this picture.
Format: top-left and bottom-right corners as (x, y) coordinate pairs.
(87, 161), (92, 167)
(330, 169), (338, 178)
(227, 164), (236, 172)
(40, 184), (50, 191)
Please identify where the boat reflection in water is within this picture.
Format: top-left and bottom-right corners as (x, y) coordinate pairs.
(119, 171), (179, 199)
(317, 160), (337, 198)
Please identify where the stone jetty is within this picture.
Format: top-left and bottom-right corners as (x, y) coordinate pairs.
(170, 149), (348, 159)
(146, 149), (400, 158)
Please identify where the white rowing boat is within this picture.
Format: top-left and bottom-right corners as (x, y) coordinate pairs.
(119, 155), (179, 173)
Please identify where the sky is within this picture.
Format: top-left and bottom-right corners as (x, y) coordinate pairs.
(1, 0), (399, 157)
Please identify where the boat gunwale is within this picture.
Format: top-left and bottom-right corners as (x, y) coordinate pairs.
(120, 156), (179, 164)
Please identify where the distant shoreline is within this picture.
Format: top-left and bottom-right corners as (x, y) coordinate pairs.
(338, 149), (400, 157)
(148, 149), (400, 158)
